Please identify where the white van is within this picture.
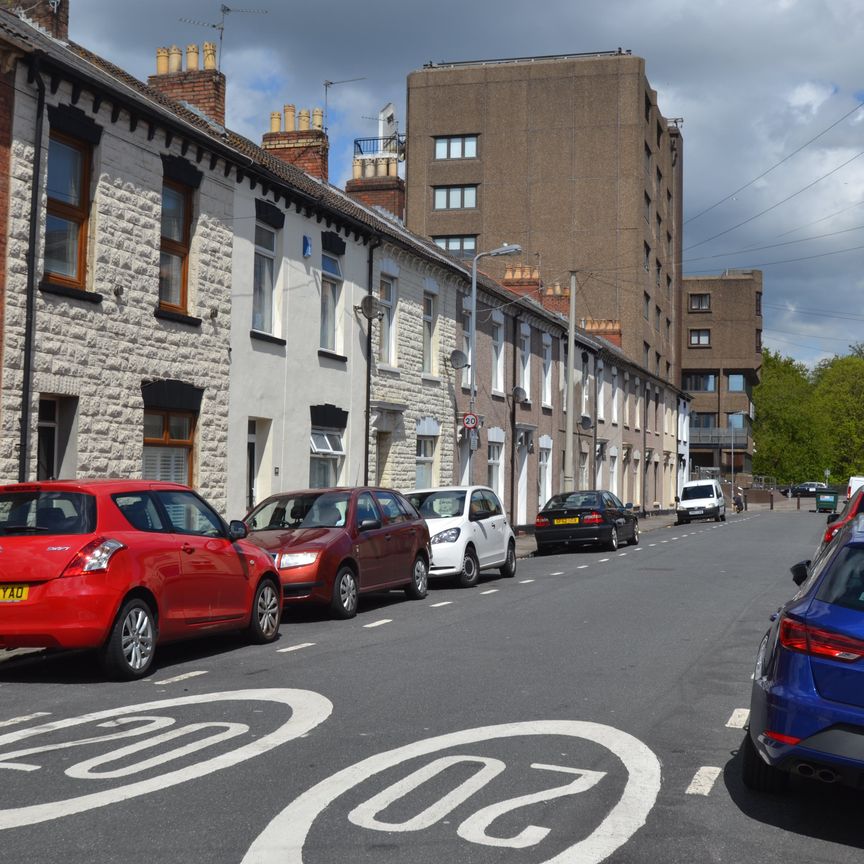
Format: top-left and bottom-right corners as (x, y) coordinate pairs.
(849, 476), (864, 499)
(675, 479), (726, 525)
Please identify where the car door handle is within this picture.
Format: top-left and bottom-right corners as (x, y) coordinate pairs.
(181, 543), (195, 555)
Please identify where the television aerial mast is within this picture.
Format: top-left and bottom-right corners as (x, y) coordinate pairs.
(180, 4), (268, 71)
(323, 77), (366, 131)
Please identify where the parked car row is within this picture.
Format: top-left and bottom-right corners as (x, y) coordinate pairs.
(0, 480), (518, 681)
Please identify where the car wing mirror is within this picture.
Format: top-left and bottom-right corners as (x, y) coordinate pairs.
(826, 513), (840, 525)
(790, 560), (810, 586)
(359, 518), (382, 531)
(470, 509), (492, 522)
(228, 519), (248, 541)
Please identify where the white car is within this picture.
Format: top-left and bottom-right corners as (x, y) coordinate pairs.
(404, 486), (517, 587)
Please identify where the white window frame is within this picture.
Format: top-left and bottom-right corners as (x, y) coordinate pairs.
(487, 442), (503, 496)
(320, 254), (343, 352)
(581, 355), (590, 417)
(433, 185), (477, 210)
(519, 322), (531, 401)
(596, 360), (605, 421)
(611, 366), (619, 424)
(434, 135), (478, 160)
(378, 275), (396, 365)
(415, 435), (436, 487)
(310, 427), (345, 487)
(422, 291), (436, 374)
(542, 333), (552, 406)
(538, 437), (553, 508)
(252, 223), (276, 334)
(491, 312), (504, 392)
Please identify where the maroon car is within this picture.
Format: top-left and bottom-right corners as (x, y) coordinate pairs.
(243, 487), (431, 618)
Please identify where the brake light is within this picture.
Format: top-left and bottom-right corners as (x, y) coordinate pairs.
(823, 523), (843, 545)
(535, 515), (550, 528)
(582, 512), (604, 525)
(61, 538), (125, 577)
(764, 730), (801, 745)
(779, 616), (864, 662)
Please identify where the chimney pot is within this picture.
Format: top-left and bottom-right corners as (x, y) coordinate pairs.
(156, 47), (169, 75)
(186, 44), (200, 71)
(387, 158), (398, 177)
(203, 41), (217, 70)
(168, 45), (182, 73)
(298, 109), (310, 131)
(312, 108), (324, 131)
(270, 112), (281, 133)
(283, 104), (296, 131)
(352, 158), (363, 180)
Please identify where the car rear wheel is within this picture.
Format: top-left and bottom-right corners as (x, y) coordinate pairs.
(741, 731), (788, 793)
(500, 541), (517, 578)
(456, 547), (479, 588)
(248, 577), (280, 644)
(331, 566), (359, 619)
(606, 526), (619, 551)
(406, 555), (429, 599)
(100, 597), (156, 681)
(629, 521), (640, 546)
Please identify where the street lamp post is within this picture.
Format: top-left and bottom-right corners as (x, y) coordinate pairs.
(729, 410), (747, 492)
(468, 243), (521, 479)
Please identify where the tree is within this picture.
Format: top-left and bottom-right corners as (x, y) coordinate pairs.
(810, 355), (864, 481)
(752, 350), (825, 483)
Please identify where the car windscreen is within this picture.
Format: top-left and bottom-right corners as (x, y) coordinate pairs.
(815, 546), (864, 612)
(0, 490), (96, 535)
(544, 493), (600, 509)
(681, 485), (714, 501)
(408, 490), (466, 519)
(248, 492), (350, 529)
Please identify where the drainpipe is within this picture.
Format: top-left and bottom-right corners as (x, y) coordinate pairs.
(592, 353), (599, 487)
(19, 57), (46, 482)
(509, 313), (521, 526)
(363, 235), (382, 485)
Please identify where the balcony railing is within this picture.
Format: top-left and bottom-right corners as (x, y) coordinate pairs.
(353, 134), (406, 158)
(689, 428), (750, 448)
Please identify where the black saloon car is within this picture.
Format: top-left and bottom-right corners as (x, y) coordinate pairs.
(534, 490), (639, 554)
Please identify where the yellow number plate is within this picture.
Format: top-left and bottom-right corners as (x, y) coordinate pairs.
(0, 584), (29, 603)
(553, 517), (580, 525)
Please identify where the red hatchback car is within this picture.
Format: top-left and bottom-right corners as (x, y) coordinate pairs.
(0, 480), (281, 679)
(243, 487), (431, 618)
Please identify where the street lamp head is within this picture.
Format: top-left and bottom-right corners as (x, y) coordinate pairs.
(487, 243), (521, 257)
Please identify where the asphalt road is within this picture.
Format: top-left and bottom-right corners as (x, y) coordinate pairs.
(2, 509), (861, 864)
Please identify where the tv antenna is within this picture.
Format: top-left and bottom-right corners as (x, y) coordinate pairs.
(180, 4), (268, 71)
(323, 77), (366, 131)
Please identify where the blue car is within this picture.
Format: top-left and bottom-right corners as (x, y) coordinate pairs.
(744, 514), (864, 792)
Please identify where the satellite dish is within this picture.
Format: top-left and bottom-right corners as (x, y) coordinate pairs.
(512, 386), (528, 404)
(359, 294), (381, 320)
(580, 415), (594, 430)
(449, 349), (469, 370)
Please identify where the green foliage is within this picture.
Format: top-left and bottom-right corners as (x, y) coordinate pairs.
(752, 349), (864, 484)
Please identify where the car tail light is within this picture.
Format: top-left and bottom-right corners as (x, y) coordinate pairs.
(823, 522), (843, 545)
(779, 616), (864, 662)
(61, 538), (125, 578)
(535, 515), (549, 528)
(582, 512), (604, 525)
(764, 730), (802, 745)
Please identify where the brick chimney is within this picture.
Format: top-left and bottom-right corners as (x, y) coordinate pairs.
(582, 319), (623, 347)
(262, 104), (329, 182)
(501, 264), (542, 298)
(345, 155), (405, 221)
(147, 42), (226, 127)
(10, 0), (69, 41)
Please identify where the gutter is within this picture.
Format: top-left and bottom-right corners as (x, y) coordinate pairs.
(19, 55), (45, 482)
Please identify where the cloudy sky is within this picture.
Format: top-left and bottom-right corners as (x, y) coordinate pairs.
(66, 0), (864, 368)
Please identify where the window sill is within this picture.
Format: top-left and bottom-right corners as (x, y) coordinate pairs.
(377, 363), (401, 375)
(318, 348), (348, 363)
(688, 344), (712, 349)
(250, 329), (286, 346)
(154, 307), (202, 327)
(421, 373), (443, 385)
(542, 402), (553, 411)
(491, 390), (506, 400)
(40, 281), (103, 304)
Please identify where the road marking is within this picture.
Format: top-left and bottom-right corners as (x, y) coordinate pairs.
(550, 571), (564, 576)
(0, 689), (332, 831)
(577, 565), (589, 570)
(480, 589), (498, 595)
(153, 671), (208, 685)
(243, 719), (662, 864)
(685, 766), (722, 796)
(519, 579), (535, 584)
(725, 709), (750, 729)
(671, 537), (679, 540)
(648, 543), (656, 547)
(0, 713), (51, 729)
(429, 602), (452, 608)
(599, 558), (610, 563)
(278, 643), (316, 654)
(660, 541), (668, 544)
(618, 553), (627, 557)
(364, 618), (394, 627)
(634, 547), (643, 552)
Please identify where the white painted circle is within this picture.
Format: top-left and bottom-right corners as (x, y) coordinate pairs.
(0, 688), (332, 830)
(463, 412), (479, 429)
(242, 720), (661, 864)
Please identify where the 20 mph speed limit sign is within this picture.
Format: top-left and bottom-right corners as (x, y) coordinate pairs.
(462, 412), (479, 429)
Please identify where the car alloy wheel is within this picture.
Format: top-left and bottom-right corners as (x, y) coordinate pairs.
(249, 578), (280, 643)
(406, 555), (429, 599)
(630, 521), (640, 546)
(607, 527), (619, 551)
(457, 547), (479, 588)
(101, 597), (156, 681)
(331, 566), (358, 619)
(500, 541), (517, 577)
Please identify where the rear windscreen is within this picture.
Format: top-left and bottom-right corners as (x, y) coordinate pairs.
(681, 485), (715, 501)
(816, 546), (864, 611)
(0, 491), (96, 535)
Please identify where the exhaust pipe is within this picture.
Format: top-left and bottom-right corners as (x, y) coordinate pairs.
(794, 762), (838, 783)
